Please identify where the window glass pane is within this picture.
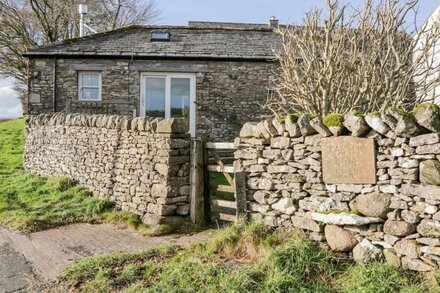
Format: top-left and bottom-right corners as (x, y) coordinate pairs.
(146, 77), (166, 117)
(170, 78), (190, 118)
(81, 88), (100, 100)
(81, 74), (100, 87)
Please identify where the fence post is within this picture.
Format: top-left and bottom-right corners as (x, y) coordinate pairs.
(234, 171), (247, 221)
(190, 138), (205, 224)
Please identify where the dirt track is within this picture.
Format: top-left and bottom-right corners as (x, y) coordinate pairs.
(0, 223), (211, 292)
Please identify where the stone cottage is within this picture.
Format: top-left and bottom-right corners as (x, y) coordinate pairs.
(23, 20), (282, 141)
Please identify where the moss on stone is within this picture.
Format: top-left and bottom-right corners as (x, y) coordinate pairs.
(318, 209), (360, 215)
(413, 102), (440, 116)
(279, 113), (301, 124)
(369, 111), (381, 118)
(323, 113), (344, 128)
(306, 114), (319, 119)
(395, 107), (417, 123)
(351, 109), (365, 118)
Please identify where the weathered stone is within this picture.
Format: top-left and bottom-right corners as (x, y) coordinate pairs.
(272, 198), (296, 215)
(310, 117), (333, 137)
(291, 215), (322, 232)
(394, 239), (420, 258)
(414, 104), (440, 133)
(383, 220), (416, 236)
(308, 212), (383, 226)
(270, 137), (290, 149)
(411, 202), (438, 215)
(401, 256), (436, 271)
(381, 113), (398, 131)
(176, 204), (190, 215)
(401, 210), (420, 224)
(258, 178), (274, 191)
(240, 122), (261, 138)
(395, 115), (423, 138)
(409, 133), (440, 147)
(383, 249), (401, 268)
(417, 219), (440, 237)
(156, 118), (188, 134)
(324, 225), (358, 252)
(420, 246), (440, 256)
(263, 119), (279, 138)
(272, 118), (286, 136)
(351, 192), (391, 218)
(281, 174), (306, 183)
(253, 190), (268, 204)
(365, 114), (390, 135)
(397, 157), (419, 168)
(337, 184), (363, 193)
(401, 184), (440, 201)
(353, 239), (383, 264)
(328, 126), (344, 136)
(416, 143), (440, 155)
(267, 165), (296, 174)
(343, 111), (369, 137)
(416, 237), (440, 246)
(420, 160), (440, 185)
(298, 115), (318, 136)
(285, 117), (301, 138)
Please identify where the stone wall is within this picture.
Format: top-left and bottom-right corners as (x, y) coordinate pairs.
(234, 107), (440, 271)
(27, 58), (276, 141)
(24, 113), (191, 225)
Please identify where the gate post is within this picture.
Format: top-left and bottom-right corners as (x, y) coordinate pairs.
(190, 138), (205, 224)
(234, 171), (247, 221)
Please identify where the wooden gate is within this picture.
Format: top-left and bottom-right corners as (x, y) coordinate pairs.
(190, 138), (246, 224)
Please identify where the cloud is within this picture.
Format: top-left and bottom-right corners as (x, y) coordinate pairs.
(0, 79), (23, 118)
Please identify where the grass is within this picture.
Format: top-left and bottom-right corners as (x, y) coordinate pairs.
(0, 118), (177, 235)
(48, 220), (436, 292)
(209, 172), (235, 201)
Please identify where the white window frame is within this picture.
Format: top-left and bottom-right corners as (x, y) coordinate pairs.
(78, 71), (102, 101)
(140, 72), (196, 137)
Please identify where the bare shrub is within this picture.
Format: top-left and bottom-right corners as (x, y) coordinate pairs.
(268, 0), (440, 117)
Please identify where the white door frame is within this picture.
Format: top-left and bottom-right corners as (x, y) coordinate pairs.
(140, 72), (196, 137)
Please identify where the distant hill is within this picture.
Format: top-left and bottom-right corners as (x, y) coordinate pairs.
(0, 117), (22, 122)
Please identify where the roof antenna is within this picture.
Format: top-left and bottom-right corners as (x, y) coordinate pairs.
(79, 4), (97, 37)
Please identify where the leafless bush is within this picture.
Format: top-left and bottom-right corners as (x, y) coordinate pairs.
(268, 0), (440, 117)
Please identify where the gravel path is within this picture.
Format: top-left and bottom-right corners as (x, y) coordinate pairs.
(0, 223), (211, 292)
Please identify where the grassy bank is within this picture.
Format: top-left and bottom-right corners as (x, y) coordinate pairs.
(0, 118), (165, 234)
(49, 221), (437, 292)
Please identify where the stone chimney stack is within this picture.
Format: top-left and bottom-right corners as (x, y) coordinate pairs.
(268, 16), (279, 28)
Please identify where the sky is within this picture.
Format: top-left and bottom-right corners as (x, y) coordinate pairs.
(0, 0), (439, 118)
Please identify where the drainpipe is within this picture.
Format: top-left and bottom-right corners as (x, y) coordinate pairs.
(53, 57), (57, 112)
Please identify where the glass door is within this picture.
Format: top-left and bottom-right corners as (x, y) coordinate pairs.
(141, 73), (196, 136)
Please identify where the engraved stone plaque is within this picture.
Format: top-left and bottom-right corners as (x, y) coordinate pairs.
(321, 137), (376, 184)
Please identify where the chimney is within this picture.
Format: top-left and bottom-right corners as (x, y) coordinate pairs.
(78, 4), (88, 37)
(268, 16), (279, 28)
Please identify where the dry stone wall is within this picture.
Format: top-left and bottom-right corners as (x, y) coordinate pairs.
(234, 107), (440, 271)
(24, 113), (191, 225)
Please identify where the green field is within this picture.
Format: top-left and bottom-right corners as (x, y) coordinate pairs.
(0, 119), (155, 233)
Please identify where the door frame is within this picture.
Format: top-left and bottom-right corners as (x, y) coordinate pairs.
(140, 72), (196, 137)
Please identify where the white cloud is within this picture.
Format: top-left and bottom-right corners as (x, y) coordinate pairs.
(0, 78), (22, 118)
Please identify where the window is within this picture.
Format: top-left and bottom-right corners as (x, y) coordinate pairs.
(141, 73), (196, 136)
(151, 32), (170, 42)
(78, 72), (102, 101)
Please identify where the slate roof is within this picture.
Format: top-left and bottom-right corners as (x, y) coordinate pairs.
(24, 24), (282, 61)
